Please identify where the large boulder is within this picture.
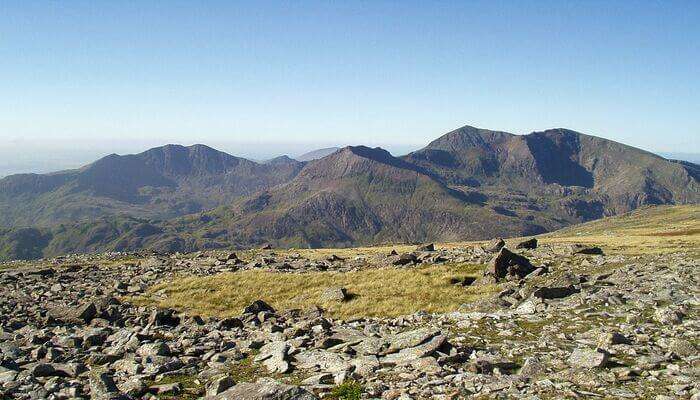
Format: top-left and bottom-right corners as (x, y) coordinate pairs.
(485, 238), (506, 253)
(319, 287), (348, 303)
(243, 300), (276, 315)
(515, 238), (538, 249)
(484, 248), (535, 282)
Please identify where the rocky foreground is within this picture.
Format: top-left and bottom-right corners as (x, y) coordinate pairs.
(0, 239), (698, 399)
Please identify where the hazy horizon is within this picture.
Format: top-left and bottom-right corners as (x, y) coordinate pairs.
(1, 132), (698, 178)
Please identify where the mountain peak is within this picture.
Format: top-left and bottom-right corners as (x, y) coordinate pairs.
(423, 125), (514, 153)
(265, 155), (300, 165)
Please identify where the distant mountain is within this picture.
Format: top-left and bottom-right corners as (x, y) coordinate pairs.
(658, 152), (700, 164)
(296, 147), (341, 161)
(0, 126), (697, 260)
(0, 144), (304, 227)
(0, 146), (550, 258)
(405, 126), (699, 218)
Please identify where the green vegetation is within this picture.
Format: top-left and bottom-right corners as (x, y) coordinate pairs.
(329, 381), (363, 400)
(146, 374), (203, 400)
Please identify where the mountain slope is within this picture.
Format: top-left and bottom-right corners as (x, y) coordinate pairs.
(0, 146), (552, 259)
(0, 144), (304, 227)
(404, 125), (699, 219)
(0, 125), (697, 260)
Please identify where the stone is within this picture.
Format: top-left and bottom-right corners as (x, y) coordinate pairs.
(213, 378), (318, 399)
(484, 248), (535, 282)
(75, 302), (98, 323)
(415, 243), (435, 252)
(382, 335), (446, 365)
(668, 339), (696, 357)
(244, 300), (276, 315)
(485, 238), (506, 252)
(89, 369), (119, 399)
(387, 328), (439, 352)
(206, 375), (236, 396)
(532, 285), (580, 299)
(568, 348), (609, 369)
(118, 377), (147, 397)
(294, 349), (350, 373)
(254, 341), (290, 374)
(516, 238), (538, 249)
(320, 287), (348, 303)
(393, 253), (418, 266)
(137, 342), (171, 357)
(148, 308), (181, 327)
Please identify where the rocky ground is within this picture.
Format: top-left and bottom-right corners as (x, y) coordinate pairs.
(0, 238), (698, 399)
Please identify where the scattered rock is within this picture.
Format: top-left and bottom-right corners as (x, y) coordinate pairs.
(320, 287), (348, 303)
(515, 238), (538, 249)
(415, 243), (435, 252)
(484, 248), (535, 282)
(214, 378), (317, 400)
(568, 348), (610, 369)
(485, 238), (506, 252)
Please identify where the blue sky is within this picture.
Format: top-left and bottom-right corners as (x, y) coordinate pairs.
(1, 0), (698, 173)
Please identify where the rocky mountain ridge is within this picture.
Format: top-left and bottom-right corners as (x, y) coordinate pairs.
(0, 126), (697, 260)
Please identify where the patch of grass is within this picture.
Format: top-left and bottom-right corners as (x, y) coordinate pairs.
(147, 374), (203, 400)
(540, 205), (700, 256)
(140, 263), (497, 319)
(229, 355), (265, 383)
(228, 352), (306, 385)
(328, 380), (363, 400)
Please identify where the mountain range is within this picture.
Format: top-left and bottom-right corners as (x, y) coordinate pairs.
(0, 125), (697, 260)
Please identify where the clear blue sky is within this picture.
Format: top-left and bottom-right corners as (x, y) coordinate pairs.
(1, 0), (698, 172)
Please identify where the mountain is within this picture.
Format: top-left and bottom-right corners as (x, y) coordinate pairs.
(0, 144), (304, 227)
(0, 125), (697, 260)
(658, 152), (700, 164)
(296, 147), (341, 161)
(0, 146), (551, 259)
(404, 125), (699, 219)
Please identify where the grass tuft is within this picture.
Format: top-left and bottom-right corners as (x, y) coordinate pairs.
(139, 263), (496, 319)
(328, 380), (363, 400)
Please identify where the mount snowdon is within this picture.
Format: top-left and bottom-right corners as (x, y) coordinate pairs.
(0, 125), (697, 260)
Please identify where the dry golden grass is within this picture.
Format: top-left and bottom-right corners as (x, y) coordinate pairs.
(540, 205), (700, 256)
(137, 205), (698, 320)
(141, 263), (497, 319)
